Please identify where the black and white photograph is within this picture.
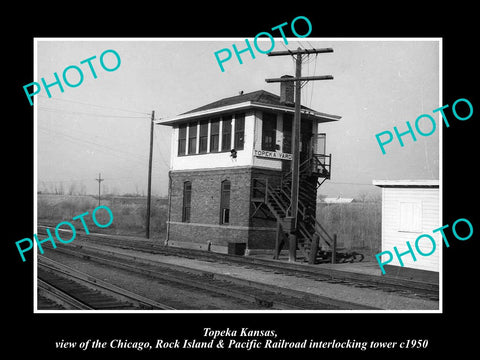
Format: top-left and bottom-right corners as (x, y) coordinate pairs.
(34, 38), (441, 313)
(6, 7), (478, 357)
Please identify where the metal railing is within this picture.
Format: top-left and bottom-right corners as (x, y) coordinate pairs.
(311, 153), (331, 179)
(251, 178), (267, 202)
(281, 153), (331, 183)
(252, 175), (334, 249)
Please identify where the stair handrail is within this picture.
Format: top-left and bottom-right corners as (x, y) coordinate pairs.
(278, 180), (334, 248)
(282, 157), (313, 182)
(266, 182), (288, 216)
(259, 170), (336, 251)
(312, 153), (331, 177)
(306, 213), (334, 246)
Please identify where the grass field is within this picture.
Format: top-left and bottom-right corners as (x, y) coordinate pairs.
(37, 194), (168, 240)
(316, 201), (382, 255)
(37, 194), (382, 254)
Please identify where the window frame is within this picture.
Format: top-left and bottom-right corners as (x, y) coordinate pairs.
(262, 112), (277, 151)
(210, 118), (220, 152)
(220, 180), (231, 225)
(282, 113), (292, 154)
(234, 113), (245, 150)
(178, 124), (187, 156)
(221, 115), (232, 152)
(398, 200), (422, 233)
(199, 120), (208, 154)
(182, 181), (192, 222)
(188, 122), (197, 155)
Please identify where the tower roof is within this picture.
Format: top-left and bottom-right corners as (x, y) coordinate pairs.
(156, 89), (341, 126)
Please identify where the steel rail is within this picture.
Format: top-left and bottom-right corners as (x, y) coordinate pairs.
(37, 278), (93, 310)
(42, 243), (377, 310)
(37, 225), (439, 301)
(38, 255), (175, 310)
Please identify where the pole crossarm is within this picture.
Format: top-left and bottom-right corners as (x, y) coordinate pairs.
(267, 48), (333, 56)
(265, 75), (333, 83)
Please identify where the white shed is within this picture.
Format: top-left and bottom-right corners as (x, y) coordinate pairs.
(372, 180), (440, 279)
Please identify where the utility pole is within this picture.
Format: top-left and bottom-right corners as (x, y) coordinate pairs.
(266, 47), (333, 262)
(95, 173), (104, 207)
(146, 110), (155, 239)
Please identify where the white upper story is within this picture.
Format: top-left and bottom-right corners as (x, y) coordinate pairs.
(156, 86), (340, 172)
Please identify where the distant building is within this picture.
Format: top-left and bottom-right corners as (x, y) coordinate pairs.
(157, 78), (340, 255)
(321, 197), (354, 204)
(373, 180), (440, 282)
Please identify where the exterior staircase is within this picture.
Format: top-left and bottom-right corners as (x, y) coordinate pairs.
(266, 155), (334, 262)
(252, 154), (334, 262)
(252, 154), (363, 263)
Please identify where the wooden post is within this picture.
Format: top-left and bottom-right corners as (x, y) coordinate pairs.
(287, 49), (303, 262)
(332, 234), (337, 264)
(308, 233), (319, 265)
(288, 233), (297, 262)
(146, 110), (155, 239)
(264, 177), (268, 203)
(274, 222), (282, 260)
(265, 47), (334, 264)
(95, 173), (104, 207)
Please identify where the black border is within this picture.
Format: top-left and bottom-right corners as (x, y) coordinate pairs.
(6, 5), (478, 357)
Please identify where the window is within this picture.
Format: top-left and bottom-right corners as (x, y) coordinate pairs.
(262, 112), (277, 151)
(222, 115), (232, 151)
(220, 180), (231, 224)
(199, 121), (208, 153)
(210, 118), (220, 152)
(399, 201), (422, 232)
(316, 133), (327, 155)
(282, 114), (292, 154)
(178, 124), (186, 156)
(182, 181), (192, 222)
(188, 122), (197, 154)
(234, 113), (245, 150)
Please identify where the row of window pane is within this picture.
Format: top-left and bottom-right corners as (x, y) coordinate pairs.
(178, 114), (244, 156)
(182, 180), (231, 224)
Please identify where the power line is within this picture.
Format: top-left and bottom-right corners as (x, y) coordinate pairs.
(38, 120), (144, 151)
(38, 126), (148, 164)
(306, 40), (316, 50)
(38, 95), (151, 115)
(153, 128), (170, 168)
(296, 40), (307, 52)
(38, 106), (148, 119)
(38, 178), (95, 183)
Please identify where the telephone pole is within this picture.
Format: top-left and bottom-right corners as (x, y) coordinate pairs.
(265, 47), (333, 262)
(146, 110), (155, 239)
(95, 173), (104, 207)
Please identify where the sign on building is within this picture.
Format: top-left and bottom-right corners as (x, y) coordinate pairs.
(253, 149), (292, 160)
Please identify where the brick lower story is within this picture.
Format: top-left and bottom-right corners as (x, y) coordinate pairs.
(166, 221), (276, 254)
(165, 166), (283, 254)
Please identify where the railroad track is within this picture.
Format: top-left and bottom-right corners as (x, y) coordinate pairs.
(37, 225), (439, 302)
(37, 255), (175, 310)
(41, 243), (376, 310)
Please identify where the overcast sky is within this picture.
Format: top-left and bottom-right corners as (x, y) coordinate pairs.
(36, 39), (440, 198)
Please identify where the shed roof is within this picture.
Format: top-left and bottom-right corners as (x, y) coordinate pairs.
(156, 89), (341, 126)
(372, 180), (439, 188)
